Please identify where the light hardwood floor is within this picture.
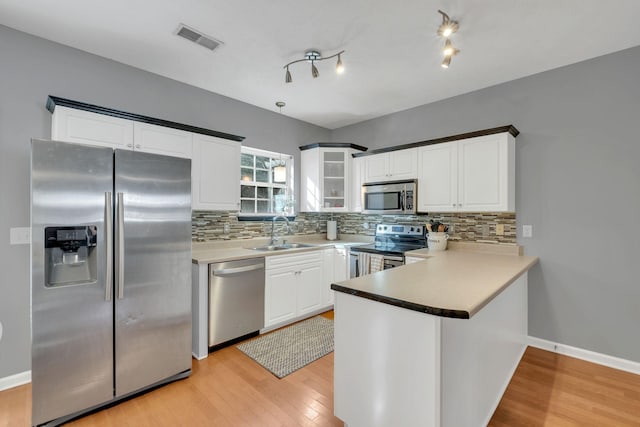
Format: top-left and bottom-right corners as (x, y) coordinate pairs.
(2, 313), (639, 426)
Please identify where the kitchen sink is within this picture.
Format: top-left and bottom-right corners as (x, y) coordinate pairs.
(250, 243), (316, 251)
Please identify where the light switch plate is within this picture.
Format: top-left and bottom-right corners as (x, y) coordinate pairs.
(496, 224), (505, 236)
(10, 227), (30, 245)
(522, 225), (533, 238)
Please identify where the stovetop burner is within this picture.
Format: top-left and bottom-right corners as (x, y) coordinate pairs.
(350, 224), (427, 257)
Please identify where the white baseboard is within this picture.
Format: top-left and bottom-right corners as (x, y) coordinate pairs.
(528, 336), (640, 375)
(0, 370), (31, 392)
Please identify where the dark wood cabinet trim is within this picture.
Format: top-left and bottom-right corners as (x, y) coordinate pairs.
(352, 125), (519, 158)
(299, 142), (368, 152)
(46, 96), (245, 142)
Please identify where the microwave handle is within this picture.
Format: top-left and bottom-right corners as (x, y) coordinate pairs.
(400, 190), (405, 211)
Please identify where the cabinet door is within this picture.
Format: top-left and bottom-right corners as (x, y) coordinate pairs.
(322, 249), (335, 307)
(364, 154), (388, 182)
(300, 149), (321, 212)
(405, 256), (426, 264)
(265, 268), (298, 327)
(389, 149), (418, 179)
(192, 134), (241, 211)
(321, 149), (348, 211)
(350, 157), (365, 212)
(52, 106), (133, 150)
(334, 247), (348, 282)
(297, 263), (323, 316)
(417, 142), (458, 212)
(133, 122), (192, 159)
(458, 134), (514, 212)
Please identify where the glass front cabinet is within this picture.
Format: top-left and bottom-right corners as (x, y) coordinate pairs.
(300, 143), (366, 212)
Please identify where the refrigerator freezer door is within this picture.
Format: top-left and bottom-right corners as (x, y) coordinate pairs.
(114, 149), (192, 397)
(31, 140), (115, 425)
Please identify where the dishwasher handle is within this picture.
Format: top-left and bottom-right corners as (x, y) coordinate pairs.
(212, 263), (264, 277)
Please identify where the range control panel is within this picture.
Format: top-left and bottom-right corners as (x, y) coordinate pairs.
(375, 224), (424, 237)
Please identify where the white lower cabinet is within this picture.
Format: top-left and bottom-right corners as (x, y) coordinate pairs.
(322, 249), (335, 307)
(265, 251), (323, 328)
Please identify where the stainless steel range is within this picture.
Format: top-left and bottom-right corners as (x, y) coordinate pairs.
(349, 224), (427, 278)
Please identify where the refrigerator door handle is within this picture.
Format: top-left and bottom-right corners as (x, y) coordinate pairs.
(105, 192), (113, 301)
(116, 192), (125, 299)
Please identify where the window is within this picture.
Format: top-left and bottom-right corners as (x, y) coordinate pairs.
(240, 147), (294, 216)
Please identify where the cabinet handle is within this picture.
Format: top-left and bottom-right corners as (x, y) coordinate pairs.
(126, 143), (133, 148)
(135, 144), (141, 149)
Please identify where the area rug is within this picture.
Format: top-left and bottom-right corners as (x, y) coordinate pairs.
(236, 316), (334, 378)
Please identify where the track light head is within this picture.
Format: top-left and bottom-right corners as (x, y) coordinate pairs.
(443, 39), (460, 57)
(285, 67), (292, 83)
(437, 10), (459, 38)
(441, 56), (452, 68)
(311, 62), (319, 78)
(336, 54), (344, 74)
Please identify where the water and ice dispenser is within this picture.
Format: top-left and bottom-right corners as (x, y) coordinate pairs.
(44, 226), (98, 287)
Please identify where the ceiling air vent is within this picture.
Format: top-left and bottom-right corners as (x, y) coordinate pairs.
(175, 24), (223, 52)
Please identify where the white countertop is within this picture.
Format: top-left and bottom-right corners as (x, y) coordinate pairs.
(191, 234), (372, 264)
(332, 248), (538, 318)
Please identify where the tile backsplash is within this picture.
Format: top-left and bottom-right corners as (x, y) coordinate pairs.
(192, 211), (516, 244)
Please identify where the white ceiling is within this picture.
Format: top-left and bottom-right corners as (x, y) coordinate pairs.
(1, 0), (640, 129)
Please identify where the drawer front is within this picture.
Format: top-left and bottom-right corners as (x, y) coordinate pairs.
(266, 250), (322, 269)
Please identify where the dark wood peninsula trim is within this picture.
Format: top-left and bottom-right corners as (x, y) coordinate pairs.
(46, 96), (245, 142)
(330, 283), (470, 319)
(352, 125), (519, 158)
(299, 142), (368, 152)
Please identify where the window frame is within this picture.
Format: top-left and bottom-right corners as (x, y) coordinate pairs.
(239, 146), (295, 218)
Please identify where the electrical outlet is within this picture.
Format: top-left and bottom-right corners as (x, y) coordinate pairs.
(482, 224), (490, 236)
(363, 222), (369, 230)
(223, 223), (230, 234)
(523, 225), (533, 238)
(496, 224), (505, 236)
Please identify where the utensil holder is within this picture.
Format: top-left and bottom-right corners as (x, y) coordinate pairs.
(427, 232), (448, 251)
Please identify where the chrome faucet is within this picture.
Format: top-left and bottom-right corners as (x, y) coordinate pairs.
(271, 214), (290, 245)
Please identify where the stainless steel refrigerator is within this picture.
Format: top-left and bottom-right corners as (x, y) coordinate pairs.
(31, 139), (192, 426)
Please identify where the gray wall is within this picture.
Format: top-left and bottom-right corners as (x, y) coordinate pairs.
(0, 25), (329, 378)
(332, 46), (640, 363)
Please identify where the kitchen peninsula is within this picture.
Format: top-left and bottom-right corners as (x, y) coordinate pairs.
(331, 246), (538, 427)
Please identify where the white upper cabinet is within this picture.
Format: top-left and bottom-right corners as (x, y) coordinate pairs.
(417, 133), (515, 213)
(363, 149), (418, 183)
(350, 156), (365, 212)
(192, 134), (241, 211)
(301, 144), (365, 212)
(417, 142), (458, 212)
(133, 122), (192, 159)
(52, 106), (192, 158)
(50, 99), (245, 211)
(52, 106), (134, 150)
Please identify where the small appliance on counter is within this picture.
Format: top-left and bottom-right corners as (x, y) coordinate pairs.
(349, 223), (426, 278)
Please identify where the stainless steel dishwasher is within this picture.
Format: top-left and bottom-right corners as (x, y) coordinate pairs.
(209, 258), (265, 349)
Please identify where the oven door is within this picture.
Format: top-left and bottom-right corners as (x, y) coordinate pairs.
(349, 251), (404, 278)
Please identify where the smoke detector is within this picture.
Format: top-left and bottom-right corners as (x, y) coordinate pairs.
(175, 24), (223, 52)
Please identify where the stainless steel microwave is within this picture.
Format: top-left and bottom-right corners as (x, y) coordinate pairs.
(361, 180), (416, 215)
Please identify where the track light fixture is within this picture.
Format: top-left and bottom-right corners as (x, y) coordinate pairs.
(437, 10), (460, 69)
(437, 10), (459, 38)
(283, 49), (345, 83)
